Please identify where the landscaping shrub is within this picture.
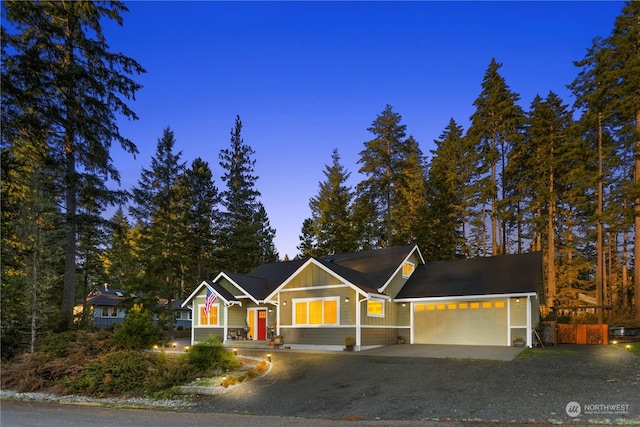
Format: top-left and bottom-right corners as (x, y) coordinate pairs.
(67, 350), (151, 397)
(112, 304), (161, 350)
(184, 335), (240, 374)
(143, 353), (197, 397)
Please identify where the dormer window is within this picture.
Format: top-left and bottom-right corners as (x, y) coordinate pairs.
(402, 262), (415, 278)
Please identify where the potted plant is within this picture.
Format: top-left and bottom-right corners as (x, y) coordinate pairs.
(344, 336), (355, 351)
(513, 336), (525, 347)
(397, 335), (406, 344)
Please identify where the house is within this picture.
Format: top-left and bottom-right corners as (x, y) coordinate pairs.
(85, 285), (129, 329)
(181, 245), (543, 349)
(85, 286), (193, 330)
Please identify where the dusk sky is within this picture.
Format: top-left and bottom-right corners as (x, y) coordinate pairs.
(103, 1), (623, 259)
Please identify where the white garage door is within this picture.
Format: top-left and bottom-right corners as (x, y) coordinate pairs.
(413, 300), (508, 346)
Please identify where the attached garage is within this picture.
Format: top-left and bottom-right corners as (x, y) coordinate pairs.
(396, 252), (544, 347)
(413, 299), (508, 345)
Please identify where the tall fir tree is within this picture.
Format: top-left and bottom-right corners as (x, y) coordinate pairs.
(356, 105), (425, 247)
(218, 116), (278, 273)
(423, 119), (475, 260)
(571, 1), (640, 320)
(130, 128), (186, 333)
(304, 149), (357, 257)
(1, 1), (145, 329)
(467, 59), (525, 255)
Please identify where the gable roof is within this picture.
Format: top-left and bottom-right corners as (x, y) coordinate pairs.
(325, 245), (422, 292)
(395, 251), (543, 300)
(181, 279), (239, 308)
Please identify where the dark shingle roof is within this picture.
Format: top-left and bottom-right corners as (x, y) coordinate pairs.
(396, 252), (543, 299)
(326, 245), (416, 287)
(205, 279), (239, 303)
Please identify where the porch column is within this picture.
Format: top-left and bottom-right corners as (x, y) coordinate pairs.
(355, 295), (362, 349)
(526, 295), (532, 347)
(223, 305), (229, 343)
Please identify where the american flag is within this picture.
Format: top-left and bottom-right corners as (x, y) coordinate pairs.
(204, 289), (216, 315)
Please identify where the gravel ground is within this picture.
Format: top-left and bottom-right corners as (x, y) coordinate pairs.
(194, 345), (640, 424)
(3, 345), (639, 425)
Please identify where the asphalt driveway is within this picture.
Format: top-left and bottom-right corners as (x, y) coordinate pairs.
(195, 345), (640, 424)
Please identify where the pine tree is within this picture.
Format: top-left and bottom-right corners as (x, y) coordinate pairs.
(467, 59), (525, 255)
(305, 149), (356, 256)
(1, 1), (145, 329)
(218, 116), (278, 272)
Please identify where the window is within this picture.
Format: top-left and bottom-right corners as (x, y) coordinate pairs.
(293, 297), (339, 325)
(367, 299), (384, 317)
(402, 262), (415, 278)
(482, 302), (492, 309)
(199, 305), (218, 326)
(101, 307), (117, 317)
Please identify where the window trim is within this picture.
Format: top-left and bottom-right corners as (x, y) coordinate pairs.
(367, 298), (385, 318)
(198, 303), (219, 326)
(292, 297), (340, 326)
(402, 261), (415, 278)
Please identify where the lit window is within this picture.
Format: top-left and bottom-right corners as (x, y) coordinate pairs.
(110, 307), (118, 317)
(293, 297), (339, 325)
(471, 302), (480, 309)
(495, 301), (505, 308)
(437, 304), (445, 310)
(367, 299), (384, 317)
(199, 305), (218, 326)
(415, 304), (425, 311)
(482, 302), (492, 308)
(402, 262), (415, 278)
(101, 307), (109, 317)
(448, 303), (456, 310)
(459, 303), (468, 309)
(426, 304), (435, 311)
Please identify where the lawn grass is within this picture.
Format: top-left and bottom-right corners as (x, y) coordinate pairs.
(611, 341), (640, 357)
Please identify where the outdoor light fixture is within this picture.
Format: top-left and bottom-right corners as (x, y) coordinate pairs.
(283, 301), (287, 306)
(345, 297), (349, 303)
(233, 348), (238, 356)
(402, 303), (406, 307)
(626, 345), (631, 350)
(516, 298), (520, 303)
(267, 353), (272, 362)
(172, 342), (177, 348)
(612, 340), (618, 345)
(185, 346), (190, 352)
(153, 345), (158, 351)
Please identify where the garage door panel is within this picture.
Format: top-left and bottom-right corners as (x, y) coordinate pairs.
(414, 300), (507, 346)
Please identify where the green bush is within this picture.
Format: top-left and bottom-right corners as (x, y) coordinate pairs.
(143, 353), (197, 396)
(184, 335), (239, 374)
(67, 350), (151, 396)
(112, 304), (161, 350)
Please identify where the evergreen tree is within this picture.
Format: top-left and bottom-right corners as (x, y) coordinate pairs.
(1, 1), (145, 329)
(467, 59), (525, 255)
(356, 105), (425, 247)
(571, 1), (640, 320)
(130, 128), (186, 333)
(298, 218), (320, 258)
(423, 119), (474, 260)
(218, 116), (278, 272)
(102, 207), (138, 290)
(176, 158), (221, 286)
(305, 149), (357, 256)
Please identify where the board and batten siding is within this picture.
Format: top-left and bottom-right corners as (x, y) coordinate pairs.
(285, 263), (344, 288)
(194, 327), (224, 342)
(361, 327), (398, 346)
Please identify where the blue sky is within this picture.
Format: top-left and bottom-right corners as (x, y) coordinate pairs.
(103, 1), (623, 259)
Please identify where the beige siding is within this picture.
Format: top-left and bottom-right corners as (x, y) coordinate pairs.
(194, 293), (226, 327)
(361, 328), (398, 346)
(361, 298), (397, 327)
(194, 327), (224, 342)
(218, 278), (244, 298)
(383, 251), (422, 298)
(286, 264), (343, 288)
(280, 327), (355, 346)
(510, 297), (527, 325)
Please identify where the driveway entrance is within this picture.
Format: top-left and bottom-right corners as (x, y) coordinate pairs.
(359, 344), (524, 361)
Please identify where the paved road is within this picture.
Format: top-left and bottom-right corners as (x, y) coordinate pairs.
(0, 400), (461, 427)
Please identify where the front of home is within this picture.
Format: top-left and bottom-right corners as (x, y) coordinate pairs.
(182, 246), (544, 349)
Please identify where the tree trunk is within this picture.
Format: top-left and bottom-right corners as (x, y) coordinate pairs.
(634, 109), (640, 320)
(596, 112), (604, 324)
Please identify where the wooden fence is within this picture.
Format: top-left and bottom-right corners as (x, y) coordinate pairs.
(556, 324), (608, 345)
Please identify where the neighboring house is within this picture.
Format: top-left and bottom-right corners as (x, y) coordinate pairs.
(85, 285), (129, 328)
(85, 286), (193, 330)
(182, 245), (544, 349)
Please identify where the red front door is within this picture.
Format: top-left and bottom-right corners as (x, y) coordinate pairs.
(257, 309), (267, 340)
